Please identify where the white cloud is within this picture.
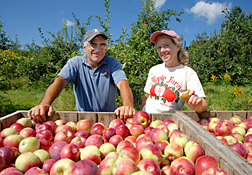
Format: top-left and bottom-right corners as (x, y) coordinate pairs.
(186, 1), (232, 25)
(154, 0), (166, 10)
(64, 19), (74, 27)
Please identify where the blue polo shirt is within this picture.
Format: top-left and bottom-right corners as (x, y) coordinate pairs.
(57, 54), (127, 112)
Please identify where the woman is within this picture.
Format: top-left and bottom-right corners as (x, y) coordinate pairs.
(141, 30), (208, 113)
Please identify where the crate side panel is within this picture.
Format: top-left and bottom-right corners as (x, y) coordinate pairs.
(55, 111), (78, 123)
(150, 113), (174, 122)
(97, 112), (116, 128)
(246, 111), (252, 119)
(233, 111), (247, 120)
(78, 112), (97, 125)
(1, 112), (24, 130)
(215, 111), (233, 120)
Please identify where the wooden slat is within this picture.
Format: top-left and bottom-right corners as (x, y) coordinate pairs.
(78, 112), (97, 126)
(97, 112), (117, 128)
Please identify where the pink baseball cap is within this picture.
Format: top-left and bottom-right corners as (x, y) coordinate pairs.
(150, 30), (181, 43)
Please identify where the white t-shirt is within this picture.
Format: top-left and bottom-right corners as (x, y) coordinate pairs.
(143, 63), (206, 113)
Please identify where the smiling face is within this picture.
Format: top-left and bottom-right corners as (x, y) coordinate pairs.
(155, 35), (180, 68)
(83, 36), (107, 69)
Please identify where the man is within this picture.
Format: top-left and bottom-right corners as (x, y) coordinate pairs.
(28, 28), (135, 121)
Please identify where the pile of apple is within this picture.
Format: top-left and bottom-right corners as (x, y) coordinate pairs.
(0, 111), (229, 175)
(198, 115), (252, 164)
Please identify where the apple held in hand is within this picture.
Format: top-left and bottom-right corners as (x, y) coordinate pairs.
(132, 111), (150, 128)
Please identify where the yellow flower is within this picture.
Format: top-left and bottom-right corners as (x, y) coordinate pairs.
(223, 74), (231, 82)
(233, 86), (244, 97)
(247, 93), (252, 104)
(210, 74), (219, 82)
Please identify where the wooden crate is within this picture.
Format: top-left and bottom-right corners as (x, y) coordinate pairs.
(1, 110), (252, 174)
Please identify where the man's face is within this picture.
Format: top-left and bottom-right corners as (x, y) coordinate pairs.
(83, 36), (107, 69)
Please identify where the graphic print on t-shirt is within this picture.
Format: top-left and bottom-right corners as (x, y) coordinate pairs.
(150, 75), (180, 106)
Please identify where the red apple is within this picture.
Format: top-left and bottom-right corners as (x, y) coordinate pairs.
(202, 167), (228, 175)
(112, 157), (137, 175)
(109, 134), (123, 148)
(49, 141), (68, 160)
(0, 128), (17, 138)
(116, 140), (134, 153)
(0, 137), (3, 147)
(54, 130), (74, 143)
(23, 166), (48, 175)
(238, 122), (249, 132)
(60, 143), (80, 162)
(231, 132), (243, 142)
(170, 157), (194, 175)
(76, 119), (92, 133)
(118, 145), (141, 164)
(224, 135), (238, 145)
(125, 136), (137, 143)
(156, 124), (169, 135)
(6, 146), (20, 160)
(36, 123), (53, 133)
(137, 158), (161, 175)
(144, 126), (154, 136)
(229, 142), (248, 158)
(99, 157), (117, 175)
(184, 141), (205, 162)
(154, 140), (169, 154)
(197, 118), (209, 126)
(0, 146), (14, 165)
(3, 171), (23, 175)
(70, 136), (86, 149)
(214, 122), (232, 136)
(91, 123), (106, 135)
(85, 134), (104, 148)
(109, 119), (124, 130)
(136, 137), (152, 152)
(169, 132), (189, 149)
(50, 158), (75, 175)
(161, 165), (172, 175)
(244, 134), (252, 144)
(44, 120), (57, 134)
(195, 155), (219, 175)
(42, 159), (57, 173)
(10, 123), (25, 133)
(130, 125), (144, 137)
(55, 119), (66, 126)
(66, 121), (77, 133)
(164, 142), (184, 162)
(116, 125), (130, 139)
(102, 127), (116, 140)
(0, 155), (6, 171)
(166, 123), (179, 133)
(3, 134), (24, 148)
(75, 130), (90, 139)
(39, 138), (52, 152)
(19, 127), (35, 138)
(99, 142), (116, 159)
(71, 159), (100, 175)
(132, 111), (150, 128)
(0, 167), (19, 175)
(209, 120), (221, 132)
(80, 145), (101, 165)
(35, 130), (53, 142)
(216, 136), (228, 145)
(55, 125), (73, 135)
(139, 144), (162, 165)
(162, 119), (175, 127)
(149, 128), (168, 143)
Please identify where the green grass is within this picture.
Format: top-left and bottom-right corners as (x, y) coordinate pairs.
(1, 78), (252, 118)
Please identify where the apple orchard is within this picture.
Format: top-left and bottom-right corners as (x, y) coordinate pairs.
(1, 111), (252, 174)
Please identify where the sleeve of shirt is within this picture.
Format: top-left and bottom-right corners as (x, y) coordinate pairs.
(57, 57), (78, 84)
(110, 57), (127, 85)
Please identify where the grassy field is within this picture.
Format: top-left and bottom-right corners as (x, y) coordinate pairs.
(1, 79), (252, 118)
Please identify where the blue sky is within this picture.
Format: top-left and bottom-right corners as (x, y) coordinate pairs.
(0, 0), (251, 50)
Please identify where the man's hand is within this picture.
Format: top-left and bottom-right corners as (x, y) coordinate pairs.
(114, 106), (136, 120)
(28, 104), (54, 122)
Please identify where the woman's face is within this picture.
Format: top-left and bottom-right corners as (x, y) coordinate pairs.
(156, 35), (180, 67)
